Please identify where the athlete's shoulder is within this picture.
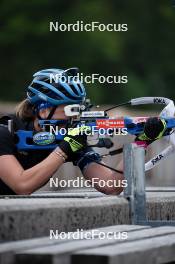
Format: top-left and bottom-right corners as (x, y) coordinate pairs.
(0, 114), (31, 131)
(0, 118), (16, 155)
(0, 121), (13, 139)
(0, 115), (12, 133)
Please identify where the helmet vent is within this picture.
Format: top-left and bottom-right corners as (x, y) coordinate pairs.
(52, 83), (79, 100)
(77, 83), (84, 94)
(69, 84), (80, 95)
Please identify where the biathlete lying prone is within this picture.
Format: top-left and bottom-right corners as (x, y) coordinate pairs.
(0, 68), (166, 195)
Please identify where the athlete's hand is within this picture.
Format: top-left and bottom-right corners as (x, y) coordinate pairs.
(58, 125), (91, 160)
(137, 117), (167, 142)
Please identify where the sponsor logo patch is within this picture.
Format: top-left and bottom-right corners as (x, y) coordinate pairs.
(96, 119), (124, 128)
(33, 132), (55, 145)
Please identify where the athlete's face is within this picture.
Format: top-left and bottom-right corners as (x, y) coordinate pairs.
(39, 105), (70, 120)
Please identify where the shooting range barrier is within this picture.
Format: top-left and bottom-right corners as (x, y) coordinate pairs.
(124, 144), (175, 226)
(0, 144), (175, 263)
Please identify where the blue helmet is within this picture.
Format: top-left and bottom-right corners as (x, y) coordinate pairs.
(27, 68), (86, 106)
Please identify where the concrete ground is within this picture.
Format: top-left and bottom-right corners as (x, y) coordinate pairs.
(0, 188), (175, 242)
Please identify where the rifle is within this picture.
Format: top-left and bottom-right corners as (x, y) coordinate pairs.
(11, 97), (175, 172)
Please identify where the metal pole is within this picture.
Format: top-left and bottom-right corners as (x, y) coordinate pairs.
(123, 144), (133, 197)
(124, 144), (147, 225)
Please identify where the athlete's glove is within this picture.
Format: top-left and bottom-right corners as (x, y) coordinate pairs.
(140, 117), (166, 141)
(135, 117), (167, 147)
(58, 125), (91, 160)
